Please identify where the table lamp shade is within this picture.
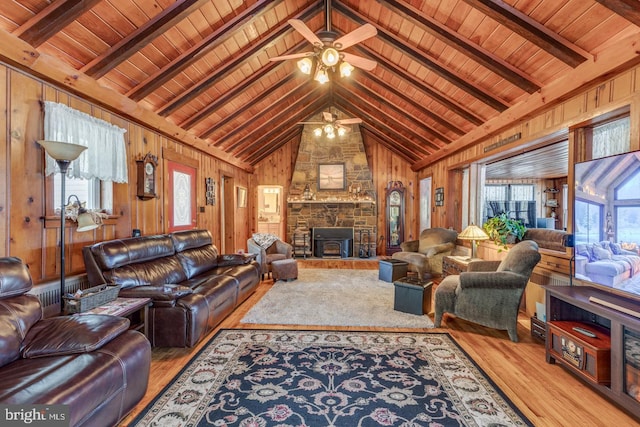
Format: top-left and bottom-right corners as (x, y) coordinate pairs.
(459, 224), (489, 241)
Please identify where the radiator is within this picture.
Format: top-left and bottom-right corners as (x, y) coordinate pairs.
(28, 274), (90, 318)
(530, 270), (571, 287)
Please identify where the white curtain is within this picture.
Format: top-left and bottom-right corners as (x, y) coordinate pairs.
(43, 101), (128, 183)
(592, 116), (630, 159)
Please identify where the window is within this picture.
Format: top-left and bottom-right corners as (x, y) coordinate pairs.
(53, 174), (112, 213)
(615, 169), (640, 245)
(483, 184), (535, 226)
(575, 199), (602, 244)
(591, 115), (630, 159)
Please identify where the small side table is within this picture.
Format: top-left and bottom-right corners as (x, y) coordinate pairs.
(79, 297), (152, 338)
(442, 255), (482, 277)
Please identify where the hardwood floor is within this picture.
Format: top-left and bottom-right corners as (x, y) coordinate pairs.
(118, 263), (639, 426)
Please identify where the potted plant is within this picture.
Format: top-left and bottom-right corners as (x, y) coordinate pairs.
(482, 213), (526, 250)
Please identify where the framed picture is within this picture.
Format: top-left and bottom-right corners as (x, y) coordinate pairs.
(318, 163), (346, 190)
(237, 186), (247, 208)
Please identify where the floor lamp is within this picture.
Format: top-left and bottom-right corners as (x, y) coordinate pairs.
(38, 140), (90, 312)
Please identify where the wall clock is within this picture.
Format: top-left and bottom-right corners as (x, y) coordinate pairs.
(136, 152), (158, 200)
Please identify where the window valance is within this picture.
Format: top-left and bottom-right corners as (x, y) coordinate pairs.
(43, 101), (128, 183)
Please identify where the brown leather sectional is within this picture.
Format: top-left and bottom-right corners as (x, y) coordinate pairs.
(0, 257), (151, 427)
(83, 229), (260, 347)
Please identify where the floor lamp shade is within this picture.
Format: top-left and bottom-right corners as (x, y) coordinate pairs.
(37, 140), (88, 313)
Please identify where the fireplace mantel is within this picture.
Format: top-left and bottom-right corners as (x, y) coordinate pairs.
(287, 199), (375, 205)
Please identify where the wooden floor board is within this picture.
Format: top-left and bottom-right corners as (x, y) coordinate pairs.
(118, 266), (639, 426)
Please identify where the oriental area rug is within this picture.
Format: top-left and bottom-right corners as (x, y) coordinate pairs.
(130, 329), (532, 427)
(241, 268), (434, 328)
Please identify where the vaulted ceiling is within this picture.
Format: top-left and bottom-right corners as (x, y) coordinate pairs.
(1, 0), (639, 173)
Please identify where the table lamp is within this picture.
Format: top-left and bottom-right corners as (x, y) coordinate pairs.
(458, 224), (489, 259)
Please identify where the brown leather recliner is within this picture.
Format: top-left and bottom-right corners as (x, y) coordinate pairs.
(0, 257), (151, 427)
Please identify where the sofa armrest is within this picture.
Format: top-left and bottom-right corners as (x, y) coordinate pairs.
(217, 253), (256, 266)
(399, 239), (419, 252)
(22, 314), (130, 358)
(118, 284), (192, 301)
(425, 242), (455, 257)
(459, 271), (527, 290)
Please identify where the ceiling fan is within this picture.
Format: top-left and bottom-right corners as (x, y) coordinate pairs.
(269, 0), (377, 83)
(299, 111), (363, 138)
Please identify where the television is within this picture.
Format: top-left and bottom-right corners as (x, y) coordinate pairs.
(573, 150), (640, 299)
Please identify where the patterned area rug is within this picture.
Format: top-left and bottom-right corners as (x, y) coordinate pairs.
(131, 329), (532, 426)
(241, 268), (434, 328)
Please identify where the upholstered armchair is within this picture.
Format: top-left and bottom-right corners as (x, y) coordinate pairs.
(434, 240), (541, 342)
(247, 233), (293, 280)
(392, 228), (458, 278)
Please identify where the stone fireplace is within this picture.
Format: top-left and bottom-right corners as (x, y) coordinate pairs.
(287, 110), (377, 257)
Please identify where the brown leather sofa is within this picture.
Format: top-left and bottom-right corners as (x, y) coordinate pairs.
(83, 229), (260, 347)
(0, 257), (151, 427)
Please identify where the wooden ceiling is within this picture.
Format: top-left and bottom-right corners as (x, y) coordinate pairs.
(2, 0), (640, 174)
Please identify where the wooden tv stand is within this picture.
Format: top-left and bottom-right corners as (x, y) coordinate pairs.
(545, 285), (640, 419)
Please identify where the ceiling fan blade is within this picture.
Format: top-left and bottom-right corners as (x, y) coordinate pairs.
(288, 19), (323, 47)
(341, 53), (377, 71)
(336, 118), (362, 125)
(298, 121), (324, 124)
(333, 24), (377, 49)
(322, 111), (334, 122)
(269, 52), (315, 62)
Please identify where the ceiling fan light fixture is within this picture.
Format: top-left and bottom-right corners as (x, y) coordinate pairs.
(326, 132), (336, 139)
(338, 127), (346, 137)
(339, 61), (354, 77)
(321, 47), (340, 67)
(297, 57), (313, 75)
(314, 127), (323, 137)
(324, 124), (334, 134)
(314, 68), (329, 84)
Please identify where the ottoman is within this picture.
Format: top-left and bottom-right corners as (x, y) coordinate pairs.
(379, 259), (408, 282)
(272, 258), (298, 282)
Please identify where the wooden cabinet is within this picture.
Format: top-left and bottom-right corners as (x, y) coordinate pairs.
(442, 256), (482, 277)
(545, 285), (640, 419)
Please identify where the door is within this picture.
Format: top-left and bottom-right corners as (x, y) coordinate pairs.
(167, 160), (196, 232)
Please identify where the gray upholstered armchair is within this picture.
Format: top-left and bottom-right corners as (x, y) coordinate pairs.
(247, 234), (293, 280)
(434, 240), (541, 342)
(392, 228), (458, 278)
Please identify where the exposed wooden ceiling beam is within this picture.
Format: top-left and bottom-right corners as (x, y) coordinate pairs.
(82, 0), (211, 78)
(334, 1), (509, 112)
(461, 0), (591, 67)
(14, 0), (103, 47)
(199, 72), (301, 140)
(378, 0), (541, 93)
(345, 77), (451, 146)
(333, 90), (431, 158)
(361, 71), (466, 136)
(352, 45), (484, 126)
(360, 127), (417, 164)
(215, 80), (318, 150)
(127, 0), (285, 101)
(595, 0), (640, 27)
(157, 2), (321, 117)
(334, 86), (435, 155)
(181, 44), (306, 130)
(240, 96), (329, 161)
(247, 127), (302, 165)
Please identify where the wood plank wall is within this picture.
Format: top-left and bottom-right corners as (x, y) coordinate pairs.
(0, 64), (252, 283)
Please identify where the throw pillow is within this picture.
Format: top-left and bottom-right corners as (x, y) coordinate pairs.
(252, 233), (279, 249)
(610, 242), (623, 255)
(593, 246), (612, 260)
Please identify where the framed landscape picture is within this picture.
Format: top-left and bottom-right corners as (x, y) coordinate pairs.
(318, 163), (346, 190)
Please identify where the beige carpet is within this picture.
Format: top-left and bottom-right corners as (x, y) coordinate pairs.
(241, 268), (434, 328)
